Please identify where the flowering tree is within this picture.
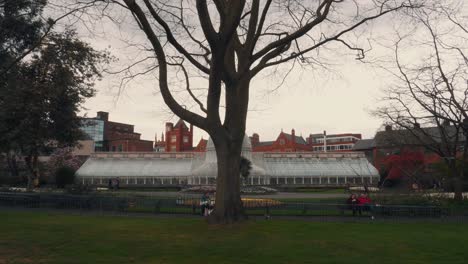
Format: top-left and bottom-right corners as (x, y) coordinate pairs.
(46, 147), (84, 187)
(381, 151), (425, 188)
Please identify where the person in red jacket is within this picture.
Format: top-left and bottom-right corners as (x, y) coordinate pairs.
(357, 193), (372, 216)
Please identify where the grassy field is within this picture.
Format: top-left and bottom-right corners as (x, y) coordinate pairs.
(1, 211), (467, 264)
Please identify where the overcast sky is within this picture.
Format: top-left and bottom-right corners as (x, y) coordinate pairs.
(51, 0), (464, 144)
(82, 56), (385, 143)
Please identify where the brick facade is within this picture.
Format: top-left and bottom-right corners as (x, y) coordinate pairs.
(93, 111), (153, 152)
(193, 138), (207, 152)
(251, 129), (310, 152)
(353, 125), (463, 182)
(164, 119), (194, 152)
(151, 121), (362, 153)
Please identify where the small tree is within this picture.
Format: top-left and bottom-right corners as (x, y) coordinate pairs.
(380, 151), (425, 189)
(47, 147), (83, 187)
(55, 166), (76, 188)
(240, 156), (252, 185)
(0, 30), (109, 188)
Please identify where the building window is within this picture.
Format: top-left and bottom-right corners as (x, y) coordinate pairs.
(171, 135), (177, 142)
(118, 144), (123, 152)
(111, 146), (116, 152)
(170, 145), (176, 152)
(279, 139), (285, 145)
(183, 136), (189, 143)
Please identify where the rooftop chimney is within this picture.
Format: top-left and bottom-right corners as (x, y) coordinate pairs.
(97, 111), (109, 121)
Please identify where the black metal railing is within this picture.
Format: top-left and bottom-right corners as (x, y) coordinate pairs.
(0, 192), (467, 221)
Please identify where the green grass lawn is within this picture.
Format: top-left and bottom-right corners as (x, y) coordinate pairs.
(1, 211), (467, 264)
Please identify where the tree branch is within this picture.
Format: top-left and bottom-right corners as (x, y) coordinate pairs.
(123, 0), (207, 129)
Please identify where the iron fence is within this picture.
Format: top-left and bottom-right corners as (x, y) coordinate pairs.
(0, 192), (467, 221)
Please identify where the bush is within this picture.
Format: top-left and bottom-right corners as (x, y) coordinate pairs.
(55, 166), (76, 188)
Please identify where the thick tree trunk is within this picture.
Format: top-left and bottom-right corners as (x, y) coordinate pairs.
(208, 138), (247, 224)
(6, 152), (19, 179)
(24, 154), (39, 189)
(445, 159), (463, 201)
(454, 177), (463, 201)
(454, 140), (468, 201)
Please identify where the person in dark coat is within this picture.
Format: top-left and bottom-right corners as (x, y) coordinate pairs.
(347, 193), (359, 216)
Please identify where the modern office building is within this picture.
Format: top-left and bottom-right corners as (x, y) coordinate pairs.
(80, 118), (105, 151)
(80, 111), (153, 152)
(307, 133), (362, 152)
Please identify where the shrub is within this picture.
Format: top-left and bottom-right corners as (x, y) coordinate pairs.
(55, 166), (76, 188)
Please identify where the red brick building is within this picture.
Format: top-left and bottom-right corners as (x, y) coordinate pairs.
(194, 138), (208, 152)
(96, 111), (153, 152)
(151, 122), (363, 153)
(164, 119), (194, 152)
(154, 133), (166, 152)
(251, 129), (310, 152)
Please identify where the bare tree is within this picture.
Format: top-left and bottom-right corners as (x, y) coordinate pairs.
(64, 0), (422, 223)
(374, 1), (467, 200)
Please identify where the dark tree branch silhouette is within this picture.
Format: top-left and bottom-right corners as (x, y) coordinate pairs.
(374, 2), (468, 200)
(65, 0), (423, 223)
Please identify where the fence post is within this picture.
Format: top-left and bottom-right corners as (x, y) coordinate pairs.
(154, 200), (161, 214)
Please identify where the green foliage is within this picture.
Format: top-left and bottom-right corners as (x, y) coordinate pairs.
(0, 21), (108, 186)
(55, 166), (76, 188)
(1, 30), (109, 152)
(239, 156), (252, 179)
(0, 0), (47, 156)
(0, 1), (109, 187)
(0, 0), (47, 68)
(430, 159), (468, 191)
